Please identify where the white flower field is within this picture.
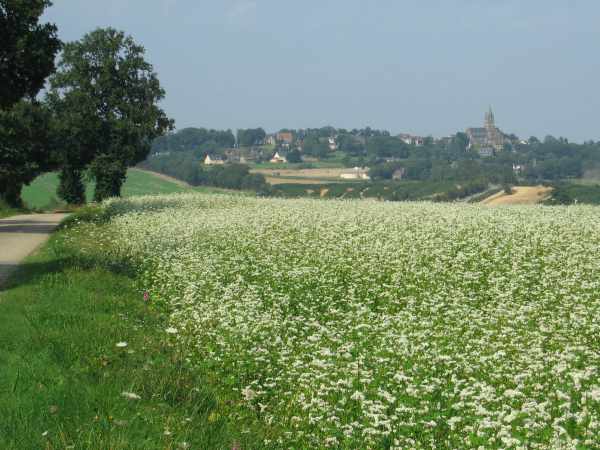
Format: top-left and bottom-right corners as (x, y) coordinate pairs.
(99, 193), (600, 448)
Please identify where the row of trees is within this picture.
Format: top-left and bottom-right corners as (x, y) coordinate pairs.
(236, 128), (266, 147)
(152, 128), (235, 155)
(1, 1), (171, 207)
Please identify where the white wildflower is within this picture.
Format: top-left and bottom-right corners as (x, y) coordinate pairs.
(121, 392), (141, 400)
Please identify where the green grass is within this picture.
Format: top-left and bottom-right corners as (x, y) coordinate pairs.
(0, 214), (263, 449)
(22, 169), (190, 210)
(0, 200), (26, 218)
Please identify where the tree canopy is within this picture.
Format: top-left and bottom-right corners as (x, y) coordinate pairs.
(0, 0), (61, 109)
(0, 101), (55, 206)
(48, 27), (172, 202)
(237, 128), (266, 147)
(152, 128), (235, 155)
(0, 0), (60, 206)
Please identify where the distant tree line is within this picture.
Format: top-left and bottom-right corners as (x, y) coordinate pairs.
(545, 182), (600, 206)
(152, 128), (235, 156)
(236, 128), (266, 147)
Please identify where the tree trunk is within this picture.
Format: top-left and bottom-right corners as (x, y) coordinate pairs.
(57, 166), (85, 205)
(92, 158), (127, 202)
(0, 177), (24, 208)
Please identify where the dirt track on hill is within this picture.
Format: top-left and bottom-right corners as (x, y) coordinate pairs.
(0, 213), (67, 288)
(482, 186), (553, 206)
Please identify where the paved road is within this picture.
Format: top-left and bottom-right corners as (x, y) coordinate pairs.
(0, 213), (68, 287)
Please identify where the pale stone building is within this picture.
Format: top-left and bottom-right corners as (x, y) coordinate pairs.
(466, 107), (506, 156)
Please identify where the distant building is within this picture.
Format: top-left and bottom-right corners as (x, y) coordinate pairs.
(265, 134), (277, 146)
(340, 167), (370, 180)
(224, 148), (258, 164)
(436, 136), (454, 146)
(392, 168), (406, 180)
(328, 137), (338, 151)
(276, 132), (293, 145)
(270, 152), (287, 163)
(478, 147), (495, 158)
(204, 154), (225, 165)
(466, 107), (506, 156)
(399, 134), (425, 146)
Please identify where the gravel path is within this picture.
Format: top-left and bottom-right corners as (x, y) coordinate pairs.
(0, 213), (68, 288)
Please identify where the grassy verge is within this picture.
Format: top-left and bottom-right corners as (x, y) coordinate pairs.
(0, 208), (23, 219)
(0, 200), (28, 218)
(0, 212), (263, 449)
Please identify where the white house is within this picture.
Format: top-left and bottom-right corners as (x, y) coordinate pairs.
(270, 152), (287, 163)
(204, 154), (225, 165)
(399, 134), (425, 146)
(340, 167), (370, 180)
(328, 137), (338, 151)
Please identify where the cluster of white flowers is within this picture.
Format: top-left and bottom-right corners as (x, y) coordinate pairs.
(96, 193), (600, 448)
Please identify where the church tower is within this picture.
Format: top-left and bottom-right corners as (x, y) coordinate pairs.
(484, 106), (495, 130)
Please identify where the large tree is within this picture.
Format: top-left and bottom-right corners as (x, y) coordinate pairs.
(48, 28), (172, 203)
(0, 100), (55, 206)
(0, 0), (61, 109)
(0, 0), (61, 206)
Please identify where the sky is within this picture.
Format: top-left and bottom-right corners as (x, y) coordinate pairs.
(44, 1), (600, 142)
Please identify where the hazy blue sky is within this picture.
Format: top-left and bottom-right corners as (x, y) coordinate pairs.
(44, 1), (599, 141)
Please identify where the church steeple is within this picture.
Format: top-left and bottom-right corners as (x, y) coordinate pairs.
(485, 106), (495, 130)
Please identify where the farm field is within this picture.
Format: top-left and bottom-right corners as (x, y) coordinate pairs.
(251, 168), (359, 185)
(482, 186), (553, 206)
(247, 157), (347, 171)
(70, 193), (600, 448)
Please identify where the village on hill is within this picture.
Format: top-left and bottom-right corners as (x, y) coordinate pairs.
(200, 107), (522, 170)
(142, 107), (598, 205)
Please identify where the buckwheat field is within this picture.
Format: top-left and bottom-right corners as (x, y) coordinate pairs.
(94, 193), (600, 449)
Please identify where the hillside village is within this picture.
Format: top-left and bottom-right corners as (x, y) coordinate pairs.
(198, 107), (526, 172)
(143, 108), (600, 204)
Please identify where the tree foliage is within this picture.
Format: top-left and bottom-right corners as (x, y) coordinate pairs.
(237, 128), (266, 147)
(48, 27), (172, 203)
(152, 128), (235, 155)
(0, 101), (55, 206)
(0, 0), (60, 206)
(0, 0), (61, 109)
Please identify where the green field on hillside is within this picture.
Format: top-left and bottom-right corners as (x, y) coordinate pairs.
(21, 169), (190, 210)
